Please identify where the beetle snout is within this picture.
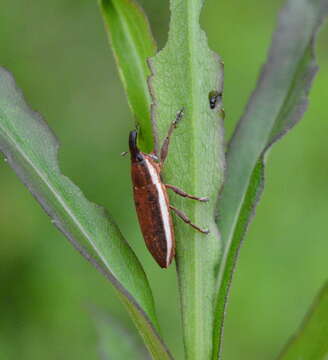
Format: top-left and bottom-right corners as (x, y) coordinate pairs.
(129, 130), (141, 161)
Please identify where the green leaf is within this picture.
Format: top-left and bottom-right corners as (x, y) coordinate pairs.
(278, 281), (328, 360)
(100, 0), (157, 152)
(0, 67), (172, 360)
(214, 160), (265, 359)
(214, 0), (328, 358)
(94, 312), (147, 360)
(149, 0), (225, 359)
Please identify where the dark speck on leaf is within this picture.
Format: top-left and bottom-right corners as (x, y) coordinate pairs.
(209, 90), (222, 109)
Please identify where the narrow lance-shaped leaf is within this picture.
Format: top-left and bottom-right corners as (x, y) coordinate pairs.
(0, 68), (172, 360)
(100, 0), (157, 152)
(278, 281), (328, 360)
(94, 311), (149, 360)
(214, 0), (328, 358)
(149, 0), (225, 358)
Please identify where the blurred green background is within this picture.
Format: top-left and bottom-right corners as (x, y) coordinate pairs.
(0, 0), (327, 359)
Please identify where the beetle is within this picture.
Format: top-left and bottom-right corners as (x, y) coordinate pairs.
(129, 109), (209, 268)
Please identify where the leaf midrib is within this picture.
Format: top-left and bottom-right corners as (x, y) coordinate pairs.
(186, 0), (204, 357)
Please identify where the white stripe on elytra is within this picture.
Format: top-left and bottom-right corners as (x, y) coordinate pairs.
(144, 158), (161, 184)
(145, 159), (172, 266)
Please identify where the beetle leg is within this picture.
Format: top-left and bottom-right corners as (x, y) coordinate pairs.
(148, 153), (159, 162)
(160, 108), (184, 165)
(166, 184), (209, 202)
(169, 205), (209, 234)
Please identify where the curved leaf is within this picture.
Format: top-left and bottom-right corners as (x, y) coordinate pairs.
(0, 67), (172, 360)
(214, 0), (328, 358)
(214, 159), (264, 359)
(100, 0), (156, 152)
(94, 311), (148, 360)
(278, 281), (328, 360)
(149, 0), (225, 358)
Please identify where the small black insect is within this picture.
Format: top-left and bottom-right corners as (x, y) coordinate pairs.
(209, 90), (222, 109)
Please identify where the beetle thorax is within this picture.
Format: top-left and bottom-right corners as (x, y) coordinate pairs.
(131, 153), (161, 188)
